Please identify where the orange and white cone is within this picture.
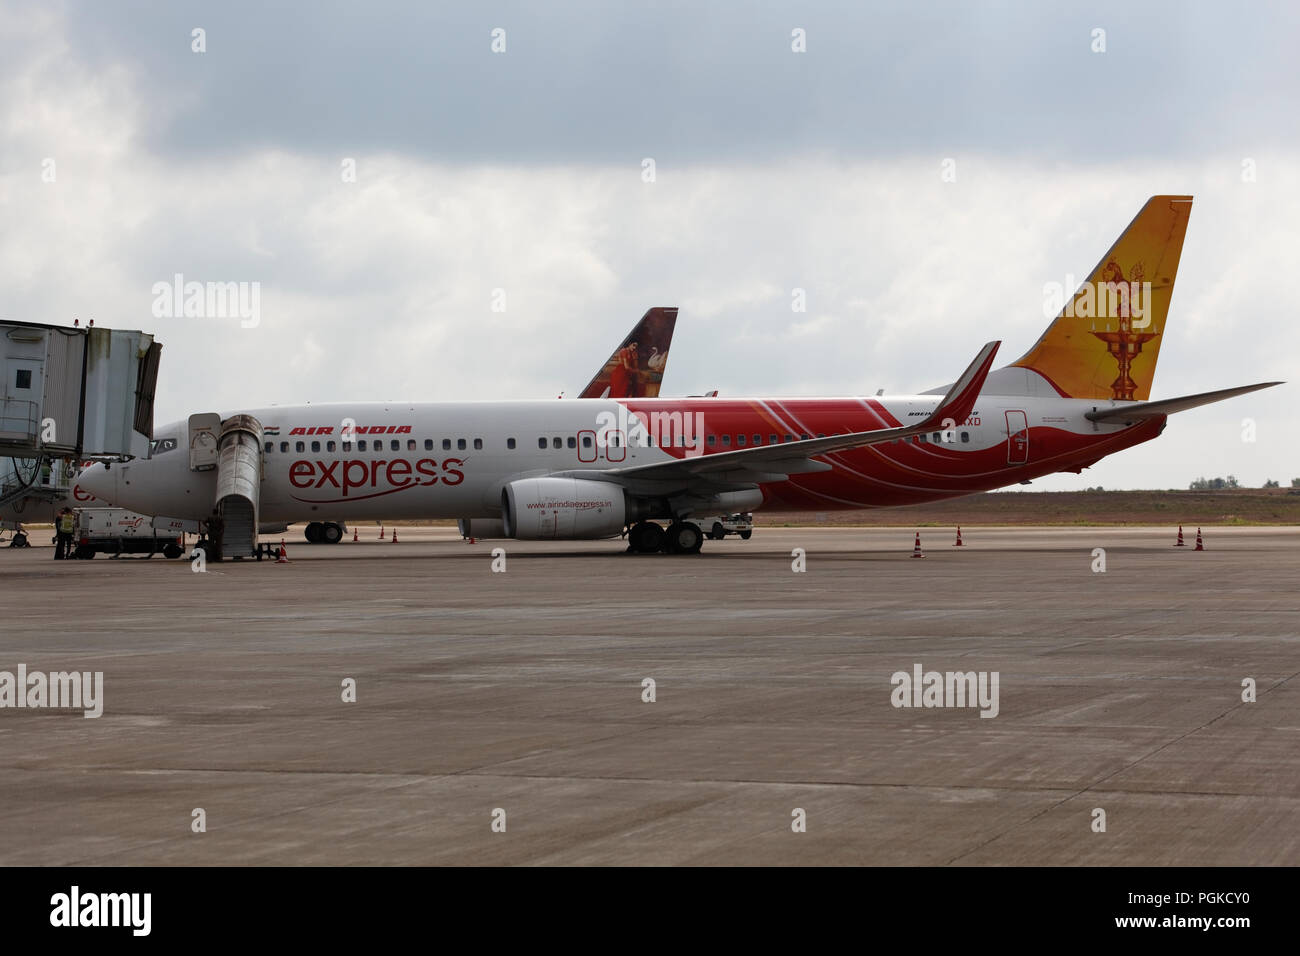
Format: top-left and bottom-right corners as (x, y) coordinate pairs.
(953, 526), (963, 547)
(911, 531), (925, 558)
(468, 536), (476, 545)
(1174, 525), (1185, 547)
(352, 527), (358, 542)
(276, 539), (289, 563)
(391, 527), (398, 543)
(1194, 528), (1204, 551)
(379, 525), (385, 540)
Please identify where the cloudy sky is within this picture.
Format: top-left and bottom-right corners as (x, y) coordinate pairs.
(2, 0), (1296, 490)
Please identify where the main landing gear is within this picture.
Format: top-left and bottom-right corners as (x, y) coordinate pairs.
(627, 520), (704, 555)
(304, 521), (344, 544)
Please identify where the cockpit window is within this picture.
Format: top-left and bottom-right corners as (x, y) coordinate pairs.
(150, 437), (178, 456)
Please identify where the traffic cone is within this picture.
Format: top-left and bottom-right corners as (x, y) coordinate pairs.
(1174, 525), (1185, 547)
(911, 531), (925, 558)
(468, 536), (476, 545)
(352, 527), (358, 542)
(277, 539), (289, 563)
(379, 525), (385, 540)
(953, 526), (963, 547)
(391, 527), (398, 543)
(1195, 528), (1204, 551)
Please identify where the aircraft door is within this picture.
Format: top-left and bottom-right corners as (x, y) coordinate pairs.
(1005, 410), (1029, 464)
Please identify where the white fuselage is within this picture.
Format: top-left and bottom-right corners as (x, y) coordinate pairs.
(72, 394), (1139, 524)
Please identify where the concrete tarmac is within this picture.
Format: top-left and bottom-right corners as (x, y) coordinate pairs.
(0, 526), (1296, 865)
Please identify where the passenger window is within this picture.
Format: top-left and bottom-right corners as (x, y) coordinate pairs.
(296, 441), (305, 452)
(769, 434), (777, 445)
(327, 441), (336, 452)
(343, 442), (352, 452)
(474, 438), (483, 450)
(721, 435), (731, 447)
(507, 438), (516, 449)
(754, 434), (762, 445)
(311, 441), (321, 452)
(442, 439), (451, 451)
(553, 437), (562, 449)
(784, 434), (793, 443)
(390, 440), (400, 451)
(538, 437), (547, 449)
(407, 440), (417, 451)
(358, 440), (367, 451)
(707, 435), (716, 446)
(961, 432), (970, 443)
(737, 435), (746, 446)
(280, 442), (289, 453)
(567, 436), (576, 449)
(264, 442), (273, 453)
(457, 439), (467, 450)
(582, 435), (592, 448)
(817, 433), (825, 439)
(800, 434), (809, 440)
(919, 434), (927, 442)
(424, 439), (433, 450)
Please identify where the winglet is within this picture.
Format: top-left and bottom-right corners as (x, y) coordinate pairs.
(922, 341), (1000, 430)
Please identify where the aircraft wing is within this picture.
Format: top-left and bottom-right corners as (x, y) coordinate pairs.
(558, 341), (999, 490)
(1084, 381), (1283, 424)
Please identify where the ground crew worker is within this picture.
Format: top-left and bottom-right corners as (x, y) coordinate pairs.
(55, 507), (75, 560)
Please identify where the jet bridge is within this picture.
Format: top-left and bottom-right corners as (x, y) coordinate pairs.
(213, 414), (264, 559)
(1, 320), (162, 512)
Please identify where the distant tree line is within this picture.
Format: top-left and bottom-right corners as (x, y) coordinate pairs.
(1187, 477), (1300, 489)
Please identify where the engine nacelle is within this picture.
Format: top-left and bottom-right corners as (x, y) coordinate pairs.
(457, 518), (507, 539)
(501, 478), (626, 540)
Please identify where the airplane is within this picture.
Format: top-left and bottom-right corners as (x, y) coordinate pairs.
(2, 307), (678, 546)
(77, 196), (1281, 556)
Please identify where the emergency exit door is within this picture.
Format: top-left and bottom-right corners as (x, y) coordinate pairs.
(1005, 410), (1029, 464)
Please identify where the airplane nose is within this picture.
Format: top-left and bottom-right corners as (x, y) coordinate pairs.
(72, 462), (117, 506)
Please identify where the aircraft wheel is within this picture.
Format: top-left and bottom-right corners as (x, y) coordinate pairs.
(739, 530), (752, 540)
(628, 521), (664, 554)
(664, 521), (703, 555)
(322, 522), (343, 544)
(304, 522), (323, 543)
(163, 543), (183, 559)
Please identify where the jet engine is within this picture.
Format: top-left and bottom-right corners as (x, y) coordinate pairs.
(501, 477), (626, 540)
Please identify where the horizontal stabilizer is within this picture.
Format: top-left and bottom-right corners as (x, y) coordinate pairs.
(1084, 381), (1282, 423)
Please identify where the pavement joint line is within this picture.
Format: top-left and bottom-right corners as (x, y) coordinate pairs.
(942, 667), (1300, 864)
